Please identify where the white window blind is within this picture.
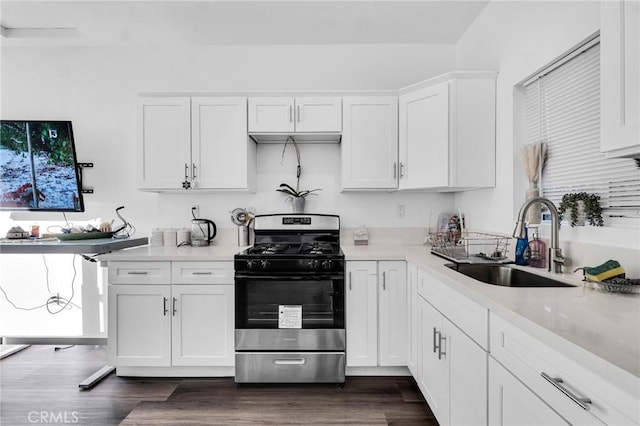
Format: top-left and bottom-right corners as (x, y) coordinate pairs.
(525, 40), (640, 219)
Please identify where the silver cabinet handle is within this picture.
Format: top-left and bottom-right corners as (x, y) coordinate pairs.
(541, 373), (592, 410)
(438, 334), (446, 360)
(393, 162), (397, 179)
(184, 163), (189, 180)
(382, 271), (386, 290)
(127, 271), (148, 275)
(289, 105), (293, 123)
(296, 105), (301, 123)
(192, 163), (196, 181)
(348, 271), (352, 290)
(399, 162), (405, 178)
(274, 358), (306, 365)
(163, 297), (168, 316)
(433, 327), (439, 354)
(172, 297), (177, 316)
(192, 271), (213, 275)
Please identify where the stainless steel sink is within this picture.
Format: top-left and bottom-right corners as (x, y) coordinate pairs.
(446, 263), (577, 288)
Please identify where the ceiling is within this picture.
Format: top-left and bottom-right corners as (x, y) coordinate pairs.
(0, 0), (488, 47)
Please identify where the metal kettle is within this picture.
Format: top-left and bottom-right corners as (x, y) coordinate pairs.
(190, 218), (217, 247)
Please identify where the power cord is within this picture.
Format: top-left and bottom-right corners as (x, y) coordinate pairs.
(0, 254), (82, 313)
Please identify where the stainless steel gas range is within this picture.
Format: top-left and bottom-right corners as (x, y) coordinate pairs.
(233, 213), (345, 383)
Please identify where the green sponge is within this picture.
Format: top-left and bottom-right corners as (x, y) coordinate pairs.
(584, 260), (625, 282)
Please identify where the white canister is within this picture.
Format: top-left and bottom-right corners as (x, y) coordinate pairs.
(163, 229), (177, 247)
(177, 228), (191, 246)
(150, 228), (164, 247)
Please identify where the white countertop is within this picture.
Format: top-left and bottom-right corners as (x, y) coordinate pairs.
(101, 242), (640, 395)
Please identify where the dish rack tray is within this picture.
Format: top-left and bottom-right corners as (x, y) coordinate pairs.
(429, 231), (510, 262)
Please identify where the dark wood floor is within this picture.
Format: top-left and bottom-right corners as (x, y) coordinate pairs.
(0, 345), (438, 425)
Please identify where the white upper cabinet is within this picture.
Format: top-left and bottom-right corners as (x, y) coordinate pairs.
(398, 82), (449, 189)
(398, 72), (497, 191)
(341, 97), (398, 190)
(601, 0), (640, 158)
(248, 96), (342, 133)
(137, 96), (255, 191)
(137, 97), (192, 190)
(191, 97), (255, 190)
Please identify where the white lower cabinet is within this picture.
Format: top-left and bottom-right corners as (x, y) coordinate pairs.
(108, 284), (172, 367)
(346, 261), (407, 368)
(416, 294), (487, 426)
(490, 313), (635, 426)
(171, 284), (234, 367)
(489, 357), (571, 426)
(108, 261), (234, 371)
(410, 264), (488, 426)
(406, 262), (418, 376)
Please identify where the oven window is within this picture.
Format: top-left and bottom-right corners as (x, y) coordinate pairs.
(236, 279), (344, 329)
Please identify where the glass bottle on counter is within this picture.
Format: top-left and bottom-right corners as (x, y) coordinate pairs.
(525, 225), (547, 268)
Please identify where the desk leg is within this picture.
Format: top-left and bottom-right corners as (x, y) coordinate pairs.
(79, 365), (115, 389)
(0, 344), (30, 360)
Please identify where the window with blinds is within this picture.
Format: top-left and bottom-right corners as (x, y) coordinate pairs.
(524, 38), (640, 221)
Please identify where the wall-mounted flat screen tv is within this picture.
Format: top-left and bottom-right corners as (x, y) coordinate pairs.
(0, 120), (84, 212)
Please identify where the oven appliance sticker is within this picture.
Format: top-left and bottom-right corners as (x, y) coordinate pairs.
(278, 305), (302, 328)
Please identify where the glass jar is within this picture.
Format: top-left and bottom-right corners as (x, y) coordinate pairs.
(526, 226), (547, 268)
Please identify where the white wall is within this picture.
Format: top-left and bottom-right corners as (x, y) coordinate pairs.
(0, 43), (456, 335)
(453, 0), (601, 233)
(453, 0), (639, 276)
(1, 44), (457, 238)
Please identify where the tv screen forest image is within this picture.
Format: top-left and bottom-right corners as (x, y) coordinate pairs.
(0, 121), (82, 211)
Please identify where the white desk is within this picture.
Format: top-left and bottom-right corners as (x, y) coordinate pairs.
(0, 237), (148, 388)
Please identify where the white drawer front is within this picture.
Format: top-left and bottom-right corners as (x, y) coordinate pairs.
(171, 261), (234, 284)
(490, 312), (638, 426)
(417, 268), (489, 350)
(108, 261), (171, 284)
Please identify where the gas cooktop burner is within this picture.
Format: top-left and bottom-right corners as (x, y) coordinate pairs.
(248, 243), (291, 255)
(299, 242), (336, 255)
(245, 242), (338, 256)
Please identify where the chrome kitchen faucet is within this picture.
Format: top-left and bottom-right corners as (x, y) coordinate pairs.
(513, 196), (565, 273)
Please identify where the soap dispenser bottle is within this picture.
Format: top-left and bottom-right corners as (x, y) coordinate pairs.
(515, 225), (529, 266)
(526, 225), (547, 268)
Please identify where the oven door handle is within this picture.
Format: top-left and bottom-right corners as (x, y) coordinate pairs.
(235, 274), (344, 281)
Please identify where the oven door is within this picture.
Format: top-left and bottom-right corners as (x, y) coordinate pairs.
(235, 274), (345, 331)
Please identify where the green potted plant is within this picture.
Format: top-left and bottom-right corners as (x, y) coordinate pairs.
(276, 183), (322, 213)
(558, 192), (604, 227)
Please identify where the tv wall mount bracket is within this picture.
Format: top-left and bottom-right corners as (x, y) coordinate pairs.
(76, 162), (94, 194)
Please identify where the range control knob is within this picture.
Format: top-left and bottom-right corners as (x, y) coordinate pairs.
(246, 260), (257, 270)
(260, 260), (271, 270)
(321, 260), (333, 270)
(307, 259), (320, 269)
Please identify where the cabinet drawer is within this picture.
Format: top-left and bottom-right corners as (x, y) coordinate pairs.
(490, 312), (638, 425)
(108, 261), (171, 284)
(171, 261), (234, 284)
(417, 268), (488, 350)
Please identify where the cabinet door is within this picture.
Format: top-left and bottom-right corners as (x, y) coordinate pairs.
(417, 297), (449, 424)
(446, 318), (487, 426)
(108, 285), (171, 367)
(378, 261), (407, 366)
(171, 284), (234, 367)
(137, 97), (191, 190)
(248, 97), (295, 132)
(346, 261), (378, 367)
(294, 97), (342, 132)
(601, 0), (640, 158)
(406, 263), (418, 376)
(341, 97), (398, 190)
(489, 357), (570, 426)
(398, 82), (449, 189)
(191, 97), (253, 190)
